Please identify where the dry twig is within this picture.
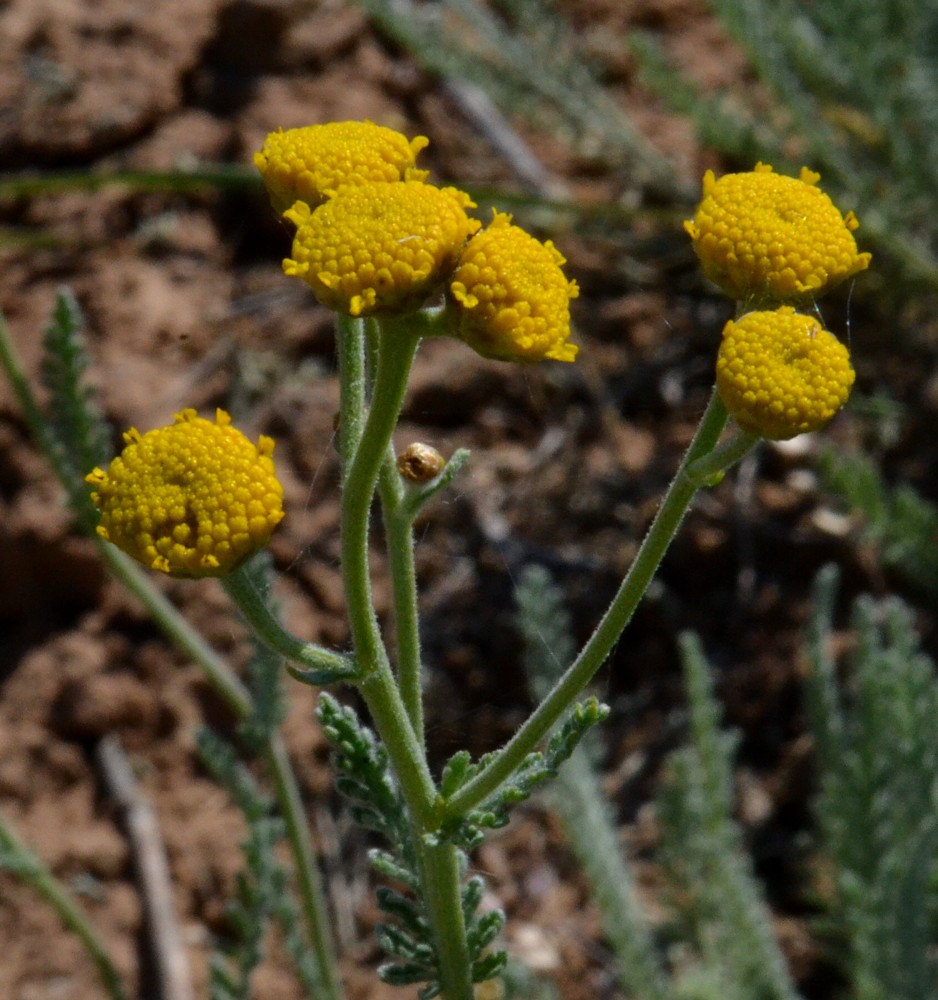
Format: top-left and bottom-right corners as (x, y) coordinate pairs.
(97, 735), (194, 1000)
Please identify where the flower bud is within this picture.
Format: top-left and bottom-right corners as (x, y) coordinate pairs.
(397, 443), (445, 483)
(716, 307), (855, 440)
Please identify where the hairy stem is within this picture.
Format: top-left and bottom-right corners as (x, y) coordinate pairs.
(223, 565), (356, 680)
(97, 552), (345, 1000)
(417, 839), (475, 1000)
(379, 449), (426, 737)
(336, 314), (367, 468)
(445, 390), (733, 819)
(337, 315), (473, 1000)
(338, 319), (415, 678)
(337, 315), (437, 814)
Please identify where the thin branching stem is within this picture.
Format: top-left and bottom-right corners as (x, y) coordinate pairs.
(445, 389), (733, 819)
(337, 317), (436, 817)
(223, 566), (357, 680)
(379, 447), (426, 737)
(337, 314), (475, 1000)
(94, 547), (346, 1000)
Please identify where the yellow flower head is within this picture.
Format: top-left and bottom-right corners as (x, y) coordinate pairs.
(716, 307), (855, 440)
(684, 164), (871, 304)
(86, 409), (284, 577)
(283, 181), (480, 317)
(254, 121), (430, 214)
(448, 211), (579, 362)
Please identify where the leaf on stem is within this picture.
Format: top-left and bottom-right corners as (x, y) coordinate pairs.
(441, 696), (610, 848)
(38, 287), (112, 528)
(319, 692), (508, 995)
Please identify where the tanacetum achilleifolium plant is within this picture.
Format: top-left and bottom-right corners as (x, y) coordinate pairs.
(0, 123), (870, 1000)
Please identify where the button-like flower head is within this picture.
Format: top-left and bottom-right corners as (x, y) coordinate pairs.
(685, 164), (871, 304)
(283, 181), (480, 317)
(448, 211), (579, 362)
(716, 307), (855, 440)
(86, 409), (284, 577)
(254, 121), (429, 214)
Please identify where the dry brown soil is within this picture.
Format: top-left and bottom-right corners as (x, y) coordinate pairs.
(2, 1), (937, 999)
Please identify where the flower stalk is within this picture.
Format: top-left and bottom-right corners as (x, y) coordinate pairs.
(444, 390), (732, 819)
(334, 312), (476, 1000)
(379, 446), (426, 736)
(0, 312), (344, 1000)
(95, 548), (346, 1000)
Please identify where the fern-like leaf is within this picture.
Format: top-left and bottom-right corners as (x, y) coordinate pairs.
(805, 569), (938, 999)
(39, 288), (111, 527)
(658, 633), (799, 1000)
(199, 729), (287, 1000)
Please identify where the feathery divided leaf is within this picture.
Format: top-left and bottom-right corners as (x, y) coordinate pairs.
(317, 693), (410, 851)
(38, 288), (112, 528)
(444, 696), (609, 848)
(805, 569), (938, 999)
(199, 729), (288, 1000)
(658, 632), (799, 1000)
(319, 693), (508, 995)
(236, 554), (288, 752)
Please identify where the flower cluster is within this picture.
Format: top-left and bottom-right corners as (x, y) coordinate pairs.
(86, 409), (284, 577)
(255, 121), (579, 363)
(686, 163), (869, 438)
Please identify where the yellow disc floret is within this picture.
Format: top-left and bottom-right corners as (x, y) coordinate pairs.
(254, 121), (430, 214)
(448, 211), (579, 362)
(685, 163), (871, 304)
(716, 307), (855, 440)
(282, 181), (481, 317)
(86, 409), (285, 577)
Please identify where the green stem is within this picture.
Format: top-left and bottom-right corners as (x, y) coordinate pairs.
(356, 667), (439, 828)
(417, 840), (475, 1000)
(379, 449), (425, 737)
(264, 735), (345, 1000)
(222, 565), (357, 681)
(338, 315), (437, 813)
(96, 550), (345, 1000)
(339, 319), (417, 678)
(0, 808), (130, 1000)
(336, 314), (367, 468)
(685, 429), (759, 484)
(378, 444), (473, 736)
(337, 315), (472, 1000)
(445, 390), (732, 819)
